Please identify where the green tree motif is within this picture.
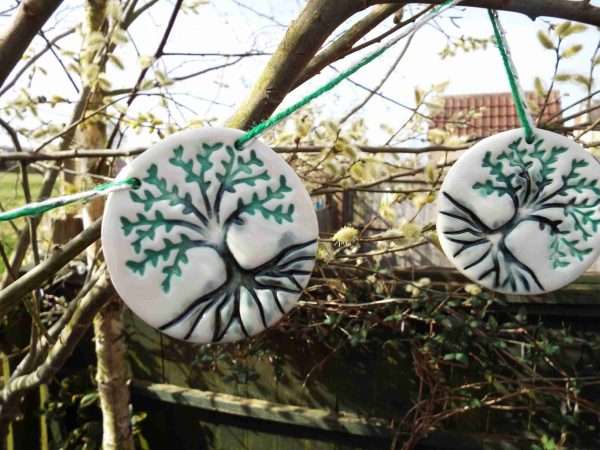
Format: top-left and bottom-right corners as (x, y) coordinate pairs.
(119, 141), (316, 342)
(441, 137), (600, 292)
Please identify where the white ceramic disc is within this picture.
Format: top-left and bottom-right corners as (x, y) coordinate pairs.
(102, 128), (318, 343)
(437, 128), (600, 295)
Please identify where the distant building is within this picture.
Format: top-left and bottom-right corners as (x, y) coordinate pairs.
(432, 91), (562, 139)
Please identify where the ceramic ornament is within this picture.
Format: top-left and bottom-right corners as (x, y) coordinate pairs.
(437, 128), (600, 295)
(102, 128), (318, 343)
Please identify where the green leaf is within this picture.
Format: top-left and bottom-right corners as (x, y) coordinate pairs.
(235, 175), (295, 224)
(469, 398), (482, 408)
(131, 411), (148, 426)
(573, 74), (592, 89)
(555, 21), (572, 38)
(560, 44), (583, 59)
(455, 353), (469, 364)
(537, 31), (555, 50)
(557, 22), (586, 37)
(555, 73), (572, 82)
(106, 55), (123, 72)
(534, 77), (545, 97)
(79, 392), (99, 408)
(414, 87), (424, 104)
(173, 145), (184, 159)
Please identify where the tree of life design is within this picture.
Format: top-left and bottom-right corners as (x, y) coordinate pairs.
(440, 137), (600, 293)
(119, 142), (316, 342)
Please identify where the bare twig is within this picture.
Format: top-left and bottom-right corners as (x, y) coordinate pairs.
(340, 32), (415, 124)
(0, 86), (92, 289)
(0, 0), (65, 89)
(537, 37), (562, 124)
(226, 0), (371, 129)
(293, 4), (402, 88)
(106, 0), (185, 146)
(39, 29), (79, 93)
(0, 219), (102, 318)
(0, 143), (468, 162)
(0, 27), (75, 96)
(372, 0), (600, 27)
(0, 272), (114, 419)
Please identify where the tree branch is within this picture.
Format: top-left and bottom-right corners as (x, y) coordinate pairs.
(374, 0), (600, 27)
(293, 4), (403, 88)
(0, 272), (113, 418)
(106, 0), (184, 146)
(0, 218), (102, 318)
(0, 27), (75, 97)
(0, 143), (469, 162)
(227, 0), (600, 132)
(0, 86), (92, 289)
(225, 0), (371, 129)
(0, 0), (156, 289)
(339, 31), (415, 124)
(0, 0), (64, 89)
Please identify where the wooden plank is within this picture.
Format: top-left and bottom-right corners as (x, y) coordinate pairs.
(132, 380), (391, 438)
(132, 382), (539, 449)
(271, 338), (339, 410)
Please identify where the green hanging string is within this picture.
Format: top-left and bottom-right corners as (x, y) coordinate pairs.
(235, 0), (461, 150)
(0, 0), (461, 223)
(488, 9), (536, 143)
(0, 177), (139, 222)
(234, 45), (388, 150)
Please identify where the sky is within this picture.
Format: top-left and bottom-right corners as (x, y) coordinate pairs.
(2, 0), (600, 148)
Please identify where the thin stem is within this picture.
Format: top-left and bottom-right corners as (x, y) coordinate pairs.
(537, 39), (562, 124)
(107, 0), (184, 147)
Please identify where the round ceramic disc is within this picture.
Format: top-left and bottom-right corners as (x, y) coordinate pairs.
(102, 128), (318, 343)
(437, 128), (600, 295)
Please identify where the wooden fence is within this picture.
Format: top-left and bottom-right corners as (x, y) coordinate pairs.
(124, 272), (600, 449)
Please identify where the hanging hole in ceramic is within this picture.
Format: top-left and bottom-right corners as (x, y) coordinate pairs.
(129, 177), (142, 189)
(525, 132), (536, 145)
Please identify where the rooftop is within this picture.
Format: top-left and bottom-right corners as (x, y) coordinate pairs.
(432, 91), (562, 139)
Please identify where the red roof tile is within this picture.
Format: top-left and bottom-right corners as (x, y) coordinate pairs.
(432, 91), (562, 139)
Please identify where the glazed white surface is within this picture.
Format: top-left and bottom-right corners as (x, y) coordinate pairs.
(437, 128), (600, 295)
(102, 128), (318, 343)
